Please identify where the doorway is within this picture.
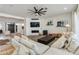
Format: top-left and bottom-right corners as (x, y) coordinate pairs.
(8, 23), (15, 33)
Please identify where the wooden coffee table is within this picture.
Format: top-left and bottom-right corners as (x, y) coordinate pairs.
(38, 33), (62, 45)
(38, 35), (55, 45)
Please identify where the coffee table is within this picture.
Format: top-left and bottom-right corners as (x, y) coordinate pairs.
(38, 35), (55, 45)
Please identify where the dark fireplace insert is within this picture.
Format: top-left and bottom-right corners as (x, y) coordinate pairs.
(31, 30), (39, 33)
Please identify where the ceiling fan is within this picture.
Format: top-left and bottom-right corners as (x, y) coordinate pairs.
(28, 6), (47, 16)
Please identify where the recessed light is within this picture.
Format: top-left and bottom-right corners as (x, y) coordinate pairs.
(9, 5), (14, 7)
(64, 7), (67, 10)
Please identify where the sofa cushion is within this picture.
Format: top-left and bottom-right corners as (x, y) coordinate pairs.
(11, 39), (30, 55)
(20, 38), (49, 55)
(64, 32), (74, 39)
(29, 49), (36, 55)
(32, 44), (40, 54)
(20, 38), (34, 49)
(43, 47), (73, 55)
(18, 45), (30, 55)
(21, 35), (29, 40)
(28, 39), (49, 54)
(67, 39), (79, 53)
(65, 34), (79, 53)
(14, 36), (21, 42)
(75, 47), (79, 55)
(51, 35), (67, 48)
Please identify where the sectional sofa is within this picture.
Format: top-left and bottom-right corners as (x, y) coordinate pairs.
(1, 33), (79, 55)
(8, 33), (79, 55)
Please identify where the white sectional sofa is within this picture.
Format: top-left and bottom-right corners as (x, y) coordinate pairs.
(11, 34), (79, 55)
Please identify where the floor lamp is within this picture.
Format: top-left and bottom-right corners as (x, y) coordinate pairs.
(65, 24), (70, 32)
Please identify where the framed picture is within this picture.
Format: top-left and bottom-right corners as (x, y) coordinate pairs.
(47, 21), (53, 26)
(57, 21), (64, 27)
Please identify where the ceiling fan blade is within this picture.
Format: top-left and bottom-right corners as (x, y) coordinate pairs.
(38, 12), (41, 16)
(34, 7), (38, 12)
(28, 9), (35, 12)
(30, 13), (35, 15)
(40, 12), (45, 15)
(41, 11), (47, 12)
(38, 8), (43, 12)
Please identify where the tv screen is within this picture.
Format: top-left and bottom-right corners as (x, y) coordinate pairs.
(30, 22), (40, 27)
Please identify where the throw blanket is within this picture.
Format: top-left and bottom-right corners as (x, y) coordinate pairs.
(0, 44), (15, 55)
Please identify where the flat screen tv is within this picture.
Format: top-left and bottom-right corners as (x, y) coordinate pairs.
(30, 22), (40, 27)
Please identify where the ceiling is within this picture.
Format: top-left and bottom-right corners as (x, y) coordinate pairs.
(0, 4), (77, 18)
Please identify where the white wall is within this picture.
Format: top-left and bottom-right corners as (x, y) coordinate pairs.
(25, 13), (72, 36)
(0, 23), (5, 32)
(40, 13), (72, 34)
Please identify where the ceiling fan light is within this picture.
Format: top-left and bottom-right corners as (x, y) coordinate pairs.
(35, 13), (38, 16)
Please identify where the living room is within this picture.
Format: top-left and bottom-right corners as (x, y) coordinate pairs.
(0, 4), (79, 55)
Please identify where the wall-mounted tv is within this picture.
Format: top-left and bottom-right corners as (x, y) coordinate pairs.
(30, 22), (40, 27)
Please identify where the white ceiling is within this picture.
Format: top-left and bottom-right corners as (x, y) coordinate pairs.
(0, 4), (77, 18)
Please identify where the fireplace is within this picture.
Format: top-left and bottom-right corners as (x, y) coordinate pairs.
(31, 30), (39, 33)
